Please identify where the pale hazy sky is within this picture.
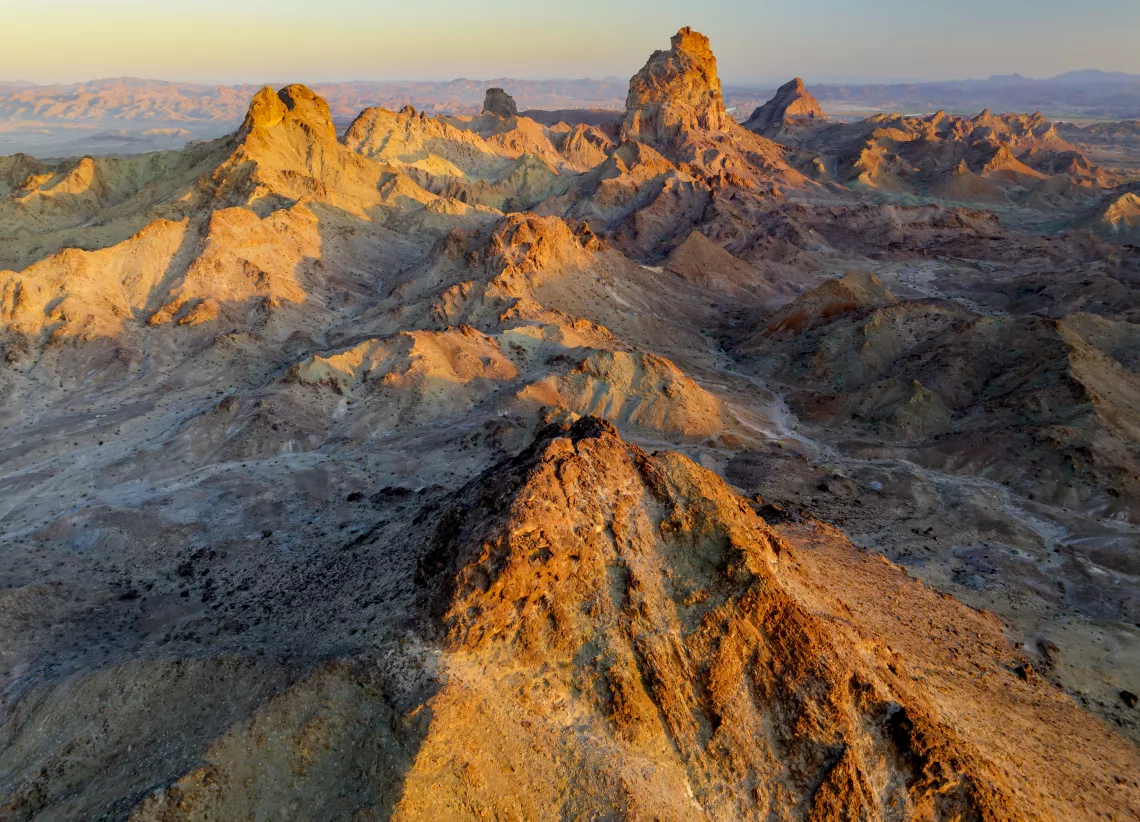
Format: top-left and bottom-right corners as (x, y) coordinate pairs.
(4, 0), (1139, 85)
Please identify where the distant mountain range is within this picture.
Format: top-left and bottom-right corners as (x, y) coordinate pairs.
(801, 70), (1140, 119)
(0, 71), (1136, 138)
(0, 77), (630, 124)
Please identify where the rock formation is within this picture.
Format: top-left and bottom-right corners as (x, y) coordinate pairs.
(761, 104), (1115, 209)
(741, 271), (1140, 506)
(743, 78), (826, 132)
(1088, 190), (1140, 241)
(482, 87), (518, 118)
(343, 103), (516, 179)
(759, 270), (895, 339)
(621, 27), (732, 144)
(241, 83), (337, 144)
(407, 417), (1139, 819)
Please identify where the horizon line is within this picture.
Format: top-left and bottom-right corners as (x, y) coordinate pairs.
(3, 68), (1140, 90)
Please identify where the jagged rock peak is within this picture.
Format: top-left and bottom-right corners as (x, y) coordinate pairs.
(240, 84), (337, 142)
(482, 87), (518, 118)
(744, 77), (826, 132)
(620, 26), (731, 144)
(413, 414), (1055, 819)
(243, 86), (288, 130)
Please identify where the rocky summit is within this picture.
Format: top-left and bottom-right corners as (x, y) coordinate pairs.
(621, 26), (733, 144)
(743, 77), (827, 132)
(1, 25), (1139, 822)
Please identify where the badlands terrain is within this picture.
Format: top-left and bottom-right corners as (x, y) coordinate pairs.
(1, 26), (1140, 820)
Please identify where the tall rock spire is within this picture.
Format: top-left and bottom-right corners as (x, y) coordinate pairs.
(620, 27), (731, 145)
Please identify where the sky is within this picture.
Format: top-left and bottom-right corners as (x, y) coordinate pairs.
(3, 0), (1139, 85)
